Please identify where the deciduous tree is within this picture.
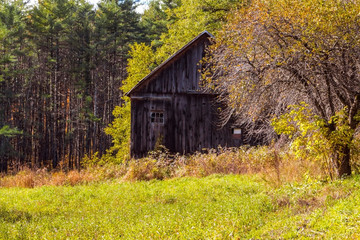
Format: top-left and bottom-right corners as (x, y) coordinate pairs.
(205, 0), (360, 177)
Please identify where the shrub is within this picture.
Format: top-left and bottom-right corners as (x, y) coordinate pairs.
(272, 103), (357, 179)
(184, 148), (247, 177)
(123, 157), (173, 181)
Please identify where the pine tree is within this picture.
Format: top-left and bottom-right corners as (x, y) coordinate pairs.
(0, 0), (30, 171)
(140, 0), (180, 47)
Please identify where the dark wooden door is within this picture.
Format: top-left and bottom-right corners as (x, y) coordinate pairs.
(148, 99), (174, 152)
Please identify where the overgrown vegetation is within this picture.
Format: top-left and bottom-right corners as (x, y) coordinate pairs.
(2, 173), (360, 239)
(272, 103), (360, 179)
(0, 145), (332, 187)
(1, 141), (360, 238)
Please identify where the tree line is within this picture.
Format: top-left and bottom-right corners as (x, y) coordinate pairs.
(0, 0), (147, 172)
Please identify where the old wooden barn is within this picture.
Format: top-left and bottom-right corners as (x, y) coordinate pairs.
(126, 31), (243, 158)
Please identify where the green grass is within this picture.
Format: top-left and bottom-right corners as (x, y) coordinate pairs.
(1, 174), (360, 239)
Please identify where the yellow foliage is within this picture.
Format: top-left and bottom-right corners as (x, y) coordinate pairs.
(104, 43), (155, 163)
(272, 104), (355, 179)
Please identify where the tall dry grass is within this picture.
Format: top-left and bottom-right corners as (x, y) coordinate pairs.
(0, 165), (127, 188)
(0, 146), (325, 188)
(181, 146), (323, 186)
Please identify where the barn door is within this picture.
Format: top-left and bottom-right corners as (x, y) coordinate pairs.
(149, 100), (172, 152)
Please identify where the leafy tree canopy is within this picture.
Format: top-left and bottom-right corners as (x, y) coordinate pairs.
(205, 0), (360, 177)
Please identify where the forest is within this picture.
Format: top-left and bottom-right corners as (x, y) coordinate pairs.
(1, 0), (360, 181)
(0, 0), (246, 172)
(0, 0), (146, 171)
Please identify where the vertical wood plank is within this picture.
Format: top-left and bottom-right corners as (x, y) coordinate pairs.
(130, 34), (244, 158)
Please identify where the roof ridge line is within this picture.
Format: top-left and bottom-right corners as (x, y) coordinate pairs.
(125, 31), (213, 96)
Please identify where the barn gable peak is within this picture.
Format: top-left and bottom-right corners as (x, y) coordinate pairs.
(125, 31), (214, 96)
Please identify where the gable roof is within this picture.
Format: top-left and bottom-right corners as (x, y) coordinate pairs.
(125, 31), (214, 96)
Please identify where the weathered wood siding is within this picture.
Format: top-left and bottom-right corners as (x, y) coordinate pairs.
(129, 32), (243, 158)
(171, 94), (241, 153)
(134, 40), (206, 94)
(130, 94), (242, 158)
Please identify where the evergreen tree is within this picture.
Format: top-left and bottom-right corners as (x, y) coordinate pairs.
(0, 0), (30, 171)
(0, 0), (147, 171)
(140, 0), (180, 47)
(29, 0), (79, 168)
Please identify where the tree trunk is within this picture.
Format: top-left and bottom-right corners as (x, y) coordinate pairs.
(338, 145), (352, 178)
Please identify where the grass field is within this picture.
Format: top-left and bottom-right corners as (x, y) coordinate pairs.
(1, 174), (360, 239)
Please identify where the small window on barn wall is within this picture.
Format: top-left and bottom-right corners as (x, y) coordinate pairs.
(150, 111), (164, 124)
(232, 128), (241, 139)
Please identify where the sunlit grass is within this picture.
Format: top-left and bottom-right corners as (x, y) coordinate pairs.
(1, 174), (360, 239)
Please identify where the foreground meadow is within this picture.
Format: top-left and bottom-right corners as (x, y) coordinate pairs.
(1, 174), (360, 239)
